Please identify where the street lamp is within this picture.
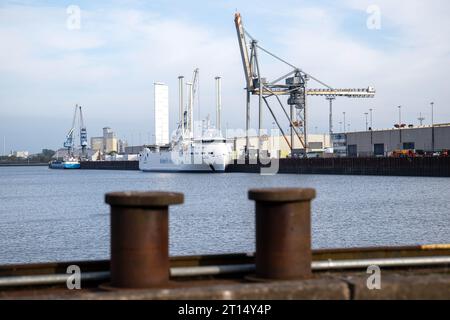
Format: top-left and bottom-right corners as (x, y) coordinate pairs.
(430, 102), (434, 126)
(369, 108), (373, 129)
(431, 102), (435, 152)
(364, 112), (368, 131)
(343, 112), (346, 133)
(397, 105), (403, 148)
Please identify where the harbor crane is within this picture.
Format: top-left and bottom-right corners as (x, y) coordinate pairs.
(79, 105), (88, 158)
(234, 13), (375, 155)
(63, 105), (78, 157)
(63, 104), (88, 158)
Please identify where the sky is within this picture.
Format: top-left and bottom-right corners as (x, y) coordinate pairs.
(1, 0), (449, 153)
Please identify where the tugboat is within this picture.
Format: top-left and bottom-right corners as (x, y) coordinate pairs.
(48, 158), (80, 169)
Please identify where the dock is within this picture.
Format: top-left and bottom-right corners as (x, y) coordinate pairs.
(79, 157), (450, 177)
(1, 246), (449, 299)
(0, 188), (449, 300)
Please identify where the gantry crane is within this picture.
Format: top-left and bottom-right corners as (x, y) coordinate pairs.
(234, 13), (375, 155)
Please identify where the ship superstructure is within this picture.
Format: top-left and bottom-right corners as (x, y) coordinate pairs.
(139, 69), (232, 172)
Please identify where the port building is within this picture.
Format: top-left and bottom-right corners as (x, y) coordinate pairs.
(344, 123), (450, 157)
(90, 137), (104, 152)
(90, 127), (126, 156)
(233, 134), (332, 158)
(9, 151), (29, 159)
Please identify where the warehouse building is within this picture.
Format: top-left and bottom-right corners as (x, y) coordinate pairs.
(343, 123), (450, 157)
(233, 134), (331, 158)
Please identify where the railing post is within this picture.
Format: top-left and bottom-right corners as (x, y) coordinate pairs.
(105, 191), (183, 288)
(248, 188), (316, 280)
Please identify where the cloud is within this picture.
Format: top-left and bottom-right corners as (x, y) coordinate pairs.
(246, 1), (450, 131)
(0, 3), (243, 151)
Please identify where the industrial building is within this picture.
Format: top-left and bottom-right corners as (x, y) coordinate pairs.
(53, 148), (99, 161)
(8, 151), (29, 159)
(233, 134), (331, 158)
(343, 123), (450, 157)
(90, 127), (127, 156)
(90, 137), (104, 152)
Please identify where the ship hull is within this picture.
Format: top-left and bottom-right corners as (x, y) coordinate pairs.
(139, 153), (227, 172)
(139, 144), (231, 173)
(49, 161), (80, 169)
(141, 163), (226, 172)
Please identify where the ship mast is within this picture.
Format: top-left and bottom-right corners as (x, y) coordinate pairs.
(186, 68), (199, 139)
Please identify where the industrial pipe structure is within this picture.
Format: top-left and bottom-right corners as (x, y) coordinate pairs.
(1, 256), (449, 288)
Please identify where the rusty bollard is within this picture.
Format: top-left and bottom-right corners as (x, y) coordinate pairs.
(105, 191), (184, 289)
(248, 188), (316, 280)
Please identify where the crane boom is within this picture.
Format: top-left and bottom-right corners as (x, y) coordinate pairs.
(63, 105), (78, 152)
(79, 105), (88, 157)
(251, 87), (375, 97)
(234, 13), (253, 91)
(191, 68), (199, 101)
(306, 87), (375, 98)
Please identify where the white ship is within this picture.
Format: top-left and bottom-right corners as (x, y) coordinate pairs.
(139, 69), (233, 173)
(139, 130), (232, 172)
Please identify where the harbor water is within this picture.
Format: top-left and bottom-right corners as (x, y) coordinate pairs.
(0, 166), (449, 265)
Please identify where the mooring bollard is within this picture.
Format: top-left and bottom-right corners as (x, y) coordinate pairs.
(248, 188), (316, 280)
(105, 191), (184, 288)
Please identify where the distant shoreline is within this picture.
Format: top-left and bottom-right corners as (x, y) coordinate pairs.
(0, 163), (48, 167)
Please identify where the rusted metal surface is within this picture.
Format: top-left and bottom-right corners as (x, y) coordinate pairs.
(1, 245), (449, 278)
(249, 188), (316, 280)
(0, 246), (449, 299)
(105, 191), (183, 288)
(312, 244), (450, 261)
(2, 267), (449, 300)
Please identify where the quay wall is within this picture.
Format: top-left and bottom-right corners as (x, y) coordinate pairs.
(227, 157), (450, 177)
(79, 157), (450, 177)
(80, 160), (139, 170)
